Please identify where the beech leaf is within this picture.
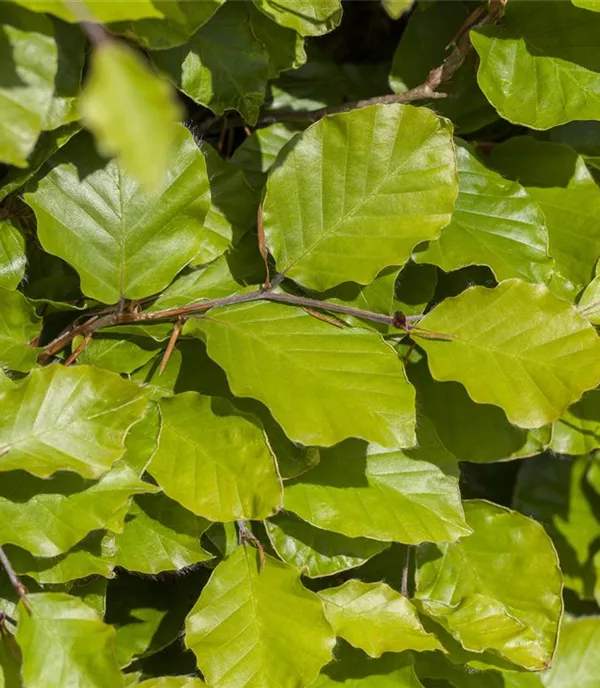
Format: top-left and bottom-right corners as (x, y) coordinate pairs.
(185, 547), (335, 688)
(416, 279), (600, 428)
(187, 301), (416, 448)
(0, 365), (149, 479)
(23, 126), (210, 304)
(263, 103), (457, 291)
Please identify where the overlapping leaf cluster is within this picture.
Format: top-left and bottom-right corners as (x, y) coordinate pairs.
(1, 1), (600, 686)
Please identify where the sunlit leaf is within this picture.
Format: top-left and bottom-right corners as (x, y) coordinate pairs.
(543, 615), (600, 687)
(415, 140), (552, 284)
(80, 40), (183, 191)
(0, 365), (149, 478)
(550, 388), (600, 454)
(185, 547), (335, 688)
(263, 103), (457, 291)
(283, 416), (470, 543)
(11, 0), (165, 22)
(16, 592), (123, 688)
(472, 2), (600, 129)
(0, 287), (39, 372)
(115, 493), (212, 574)
(149, 392), (281, 521)
(152, 2), (270, 124)
(416, 500), (562, 671)
(109, 0), (223, 51)
(266, 513), (388, 578)
(382, 0), (413, 20)
(23, 127), (210, 304)
(137, 679), (207, 688)
(75, 334), (160, 374)
(0, 6), (57, 166)
(252, 0), (342, 36)
(0, 219), (26, 290)
(320, 580), (443, 657)
(187, 300), (416, 448)
(491, 137), (600, 301)
(416, 279), (600, 428)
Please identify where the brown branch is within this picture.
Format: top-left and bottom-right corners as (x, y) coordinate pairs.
(198, 0), (505, 137)
(64, 333), (92, 366)
(40, 288), (424, 362)
(158, 318), (184, 375)
(0, 545), (29, 610)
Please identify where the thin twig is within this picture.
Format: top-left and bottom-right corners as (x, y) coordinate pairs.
(64, 332), (92, 366)
(237, 521), (265, 571)
(40, 288), (424, 361)
(158, 318), (184, 375)
(401, 546), (412, 598)
(0, 546), (29, 609)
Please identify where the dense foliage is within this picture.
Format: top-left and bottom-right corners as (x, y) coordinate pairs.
(1, 0), (600, 686)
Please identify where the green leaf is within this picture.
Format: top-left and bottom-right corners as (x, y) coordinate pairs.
(75, 334), (160, 374)
(491, 137), (600, 301)
(16, 592), (124, 688)
(248, 3), (306, 78)
(185, 547), (335, 688)
(514, 454), (600, 600)
(11, 0), (164, 22)
(231, 122), (305, 189)
(0, 365), (149, 479)
(416, 279), (600, 429)
(80, 40), (183, 191)
(389, 2), (497, 134)
(320, 580), (443, 657)
(573, 0), (600, 9)
(187, 301), (416, 448)
(43, 19), (85, 131)
(0, 287), (40, 372)
(252, 0), (342, 36)
(0, 632), (22, 687)
(265, 512), (389, 578)
(0, 218), (25, 289)
(193, 142), (260, 265)
(408, 359), (550, 464)
(11, 530), (116, 583)
(137, 679), (207, 688)
(115, 493), (212, 574)
(149, 392), (281, 521)
(416, 500), (562, 671)
(263, 103), (456, 291)
(0, 122), (79, 202)
(23, 127), (210, 304)
(0, 461), (155, 557)
(283, 415), (470, 544)
(471, 2), (600, 130)
(382, 0), (414, 20)
(115, 607), (167, 667)
(152, 3), (270, 125)
(550, 387), (600, 454)
(311, 641), (425, 688)
(543, 615), (600, 687)
(415, 140), (552, 284)
(109, 0), (224, 51)
(0, 6), (57, 166)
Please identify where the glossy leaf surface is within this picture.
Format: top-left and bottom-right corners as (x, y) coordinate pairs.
(263, 103), (457, 291)
(415, 141), (552, 283)
(0, 365), (149, 478)
(24, 127), (210, 304)
(284, 416), (470, 543)
(472, 2), (600, 129)
(416, 501), (562, 670)
(320, 580), (443, 657)
(149, 392), (282, 521)
(417, 279), (600, 428)
(185, 547), (335, 688)
(188, 301), (416, 448)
